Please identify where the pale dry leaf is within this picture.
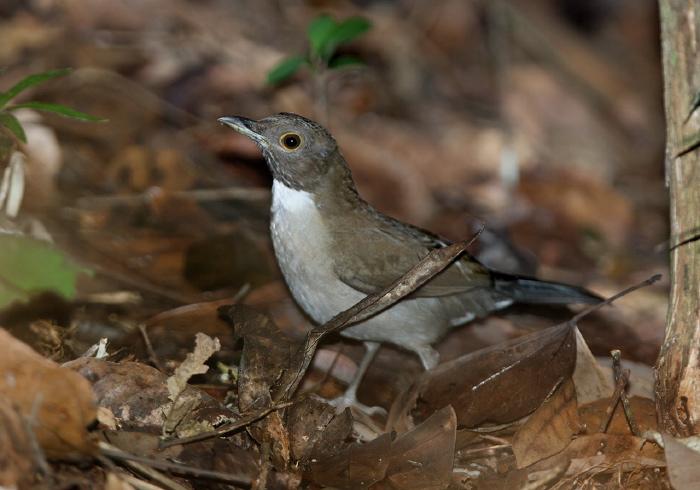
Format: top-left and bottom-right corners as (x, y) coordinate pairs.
(662, 432), (700, 490)
(513, 378), (579, 468)
(572, 327), (612, 403)
(528, 433), (664, 478)
(166, 332), (220, 401)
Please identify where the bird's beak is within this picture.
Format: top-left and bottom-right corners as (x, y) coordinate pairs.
(218, 116), (268, 146)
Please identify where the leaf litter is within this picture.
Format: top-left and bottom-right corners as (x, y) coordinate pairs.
(0, 1), (674, 488)
(0, 230), (672, 489)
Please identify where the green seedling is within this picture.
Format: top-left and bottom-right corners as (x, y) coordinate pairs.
(0, 68), (102, 308)
(267, 14), (371, 121)
(0, 68), (105, 145)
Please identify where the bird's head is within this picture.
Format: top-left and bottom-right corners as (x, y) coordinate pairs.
(218, 113), (351, 192)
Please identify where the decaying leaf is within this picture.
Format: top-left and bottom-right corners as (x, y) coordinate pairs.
(0, 397), (37, 488)
(220, 304), (291, 410)
(220, 304), (294, 468)
(389, 323), (577, 433)
(374, 405), (457, 490)
(67, 357), (236, 438)
(512, 378), (579, 468)
(286, 396), (353, 462)
(0, 327), (97, 461)
(572, 327), (612, 403)
(313, 405), (456, 489)
(165, 332), (220, 434)
(124, 298), (237, 363)
(102, 430), (259, 481)
(313, 432), (392, 489)
(662, 432), (700, 490)
(528, 433), (665, 479)
(579, 395), (657, 436)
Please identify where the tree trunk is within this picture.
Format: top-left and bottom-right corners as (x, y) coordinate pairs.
(655, 0), (700, 436)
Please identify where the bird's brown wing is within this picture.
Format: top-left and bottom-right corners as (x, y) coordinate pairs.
(331, 218), (495, 298)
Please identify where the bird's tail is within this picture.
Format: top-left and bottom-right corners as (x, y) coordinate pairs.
(492, 272), (603, 305)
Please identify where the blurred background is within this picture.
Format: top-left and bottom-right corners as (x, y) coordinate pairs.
(0, 0), (667, 371)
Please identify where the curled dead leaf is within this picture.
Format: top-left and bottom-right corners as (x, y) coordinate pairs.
(0, 327), (97, 462)
(512, 378), (579, 468)
(389, 323), (577, 433)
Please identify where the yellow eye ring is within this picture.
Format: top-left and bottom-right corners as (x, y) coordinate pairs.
(280, 133), (303, 151)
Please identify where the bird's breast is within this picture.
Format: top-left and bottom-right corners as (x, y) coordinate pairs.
(270, 180), (366, 324)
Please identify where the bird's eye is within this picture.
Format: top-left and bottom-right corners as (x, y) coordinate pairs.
(280, 133), (302, 151)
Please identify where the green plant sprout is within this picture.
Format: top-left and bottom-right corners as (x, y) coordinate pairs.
(267, 14), (371, 122)
(0, 68), (103, 310)
(0, 68), (105, 145)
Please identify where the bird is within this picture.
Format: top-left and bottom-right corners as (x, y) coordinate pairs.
(218, 112), (601, 412)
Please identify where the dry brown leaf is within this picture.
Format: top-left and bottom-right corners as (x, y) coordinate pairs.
(579, 395), (657, 436)
(572, 328), (612, 403)
(286, 396), (353, 462)
(662, 433), (700, 490)
(66, 357), (236, 438)
(248, 410), (291, 470)
(373, 405), (457, 490)
(312, 431), (392, 488)
(220, 304), (293, 468)
(123, 297), (239, 363)
(221, 304), (291, 410)
(389, 323), (577, 433)
(0, 327), (97, 461)
(528, 433), (665, 479)
(102, 430), (184, 460)
(512, 378), (579, 468)
(312, 405), (456, 488)
(102, 430), (260, 479)
(0, 397), (37, 488)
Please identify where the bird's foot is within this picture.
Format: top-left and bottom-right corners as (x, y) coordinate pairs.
(328, 390), (386, 439)
(328, 391), (387, 418)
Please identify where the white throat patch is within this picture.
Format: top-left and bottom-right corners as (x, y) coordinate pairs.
(271, 180), (316, 214)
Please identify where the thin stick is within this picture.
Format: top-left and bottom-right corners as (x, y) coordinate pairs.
(274, 229), (483, 401)
(138, 324), (165, 372)
(158, 401), (293, 449)
(598, 369), (630, 433)
(611, 350), (642, 437)
(99, 444), (192, 490)
(100, 441), (253, 488)
(569, 274), (662, 325)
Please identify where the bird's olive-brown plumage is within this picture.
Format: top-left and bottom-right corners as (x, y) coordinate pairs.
(219, 113), (600, 373)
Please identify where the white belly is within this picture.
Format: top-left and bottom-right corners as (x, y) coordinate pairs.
(270, 180), (365, 324)
(270, 181), (446, 347)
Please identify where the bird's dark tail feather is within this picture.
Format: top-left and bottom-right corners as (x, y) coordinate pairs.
(493, 272), (603, 305)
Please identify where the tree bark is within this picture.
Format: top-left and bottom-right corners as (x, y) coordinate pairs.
(655, 0), (700, 436)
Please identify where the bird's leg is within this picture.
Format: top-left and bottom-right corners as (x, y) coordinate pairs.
(415, 345), (440, 371)
(329, 341), (387, 417)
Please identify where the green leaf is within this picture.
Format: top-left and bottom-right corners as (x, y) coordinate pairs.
(318, 16), (371, 63)
(6, 101), (106, 121)
(0, 68), (71, 109)
(328, 17), (371, 48)
(267, 56), (310, 85)
(308, 14), (338, 59)
(0, 234), (92, 310)
(0, 112), (26, 143)
(328, 54), (365, 70)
